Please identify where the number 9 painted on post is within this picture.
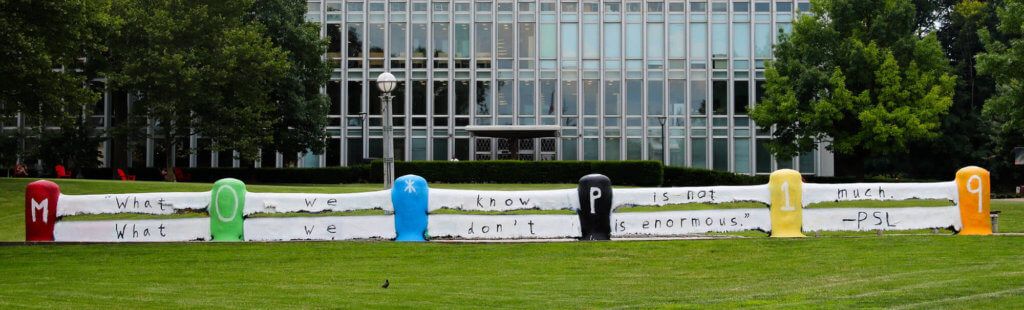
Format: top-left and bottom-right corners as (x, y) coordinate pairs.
(956, 166), (991, 235)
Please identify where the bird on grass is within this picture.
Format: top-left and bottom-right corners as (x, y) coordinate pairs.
(382, 279), (389, 289)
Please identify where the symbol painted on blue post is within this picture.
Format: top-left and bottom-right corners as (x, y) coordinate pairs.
(392, 175), (429, 241)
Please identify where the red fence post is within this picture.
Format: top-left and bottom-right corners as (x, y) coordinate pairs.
(25, 180), (60, 241)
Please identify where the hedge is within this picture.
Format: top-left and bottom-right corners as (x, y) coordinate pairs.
(662, 166), (768, 187)
(179, 166), (371, 184)
(370, 160), (664, 186)
(65, 161), (1021, 191)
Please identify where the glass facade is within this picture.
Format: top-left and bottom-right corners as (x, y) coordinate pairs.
(87, 0), (829, 175)
(308, 0), (825, 174)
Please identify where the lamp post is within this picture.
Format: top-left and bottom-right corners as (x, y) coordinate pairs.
(658, 116), (668, 163)
(376, 72), (398, 190)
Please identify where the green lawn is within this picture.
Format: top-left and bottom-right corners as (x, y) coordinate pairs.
(1, 237), (1023, 308)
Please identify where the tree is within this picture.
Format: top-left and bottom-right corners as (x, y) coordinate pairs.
(245, 0), (332, 161)
(894, 0), (1001, 178)
(749, 0), (956, 176)
(33, 119), (104, 175)
(0, 0), (111, 125)
(105, 0), (289, 179)
(976, 0), (1024, 182)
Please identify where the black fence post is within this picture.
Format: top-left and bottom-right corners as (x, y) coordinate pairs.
(578, 174), (613, 240)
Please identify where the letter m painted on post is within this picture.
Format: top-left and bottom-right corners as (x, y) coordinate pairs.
(31, 199), (48, 223)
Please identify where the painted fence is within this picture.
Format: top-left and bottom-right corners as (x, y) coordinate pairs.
(24, 167), (993, 242)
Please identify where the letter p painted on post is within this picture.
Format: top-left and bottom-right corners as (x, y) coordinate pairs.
(25, 180), (60, 241)
(956, 166), (991, 235)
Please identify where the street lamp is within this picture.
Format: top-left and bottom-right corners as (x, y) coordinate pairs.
(376, 72), (398, 190)
(658, 116), (668, 163)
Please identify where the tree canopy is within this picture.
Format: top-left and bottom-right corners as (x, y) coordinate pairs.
(977, 0), (1024, 168)
(245, 0), (332, 158)
(105, 0), (290, 173)
(750, 0), (956, 174)
(0, 0), (112, 125)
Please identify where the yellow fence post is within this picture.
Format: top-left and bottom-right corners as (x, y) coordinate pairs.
(769, 169), (806, 237)
(956, 166), (992, 235)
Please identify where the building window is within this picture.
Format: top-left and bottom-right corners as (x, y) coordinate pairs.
(519, 23), (536, 58)
(734, 80), (749, 115)
(647, 23), (664, 58)
(690, 23), (706, 59)
(604, 80), (621, 115)
(668, 24), (685, 59)
(582, 23), (600, 59)
(625, 79), (643, 115)
(583, 80), (600, 115)
(519, 80), (535, 115)
(605, 137), (621, 160)
(627, 138), (642, 159)
(434, 80), (448, 115)
(540, 79), (557, 115)
(562, 80), (578, 115)
(691, 137), (707, 168)
(454, 24), (470, 58)
(648, 80), (664, 115)
(539, 24), (557, 58)
(712, 80), (727, 115)
(411, 24), (428, 57)
(561, 23), (578, 58)
(496, 23), (514, 58)
(455, 80), (470, 115)
(735, 138), (751, 174)
(496, 79), (514, 115)
(601, 24), (620, 59)
(390, 23), (407, 58)
(625, 23), (642, 58)
(476, 81), (491, 115)
(713, 138), (728, 171)
(669, 79), (685, 115)
(690, 80), (707, 115)
(754, 23), (771, 58)
(669, 138), (684, 166)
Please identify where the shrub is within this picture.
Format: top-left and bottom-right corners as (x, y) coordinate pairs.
(662, 166), (768, 186)
(370, 160), (664, 186)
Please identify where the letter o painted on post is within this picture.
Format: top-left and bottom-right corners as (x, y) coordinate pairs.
(214, 186), (239, 222)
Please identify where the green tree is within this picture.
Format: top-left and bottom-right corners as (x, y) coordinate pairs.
(105, 0), (288, 179)
(245, 0), (332, 161)
(33, 119), (104, 175)
(897, 0), (1001, 178)
(0, 0), (111, 124)
(976, 0), (1024, 182)
(750, 0), (956, 176)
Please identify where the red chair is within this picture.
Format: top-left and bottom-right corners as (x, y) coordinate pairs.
(174, 167), (192, 181)
(117, 169), (136, 181)
(55, 165), (72, 178)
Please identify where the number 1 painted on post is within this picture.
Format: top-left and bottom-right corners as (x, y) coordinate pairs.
(781, 181), (795, 211)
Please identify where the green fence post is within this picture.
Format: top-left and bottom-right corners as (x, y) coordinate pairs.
(210, 178), (246, 241)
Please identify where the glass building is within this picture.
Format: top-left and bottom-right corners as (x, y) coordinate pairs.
(309, 0), (833, 176)
(30, 0), (834, 176)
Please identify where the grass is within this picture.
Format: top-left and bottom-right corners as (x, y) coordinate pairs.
(1, 237), (1024, 308)
(2, 178), (1024, 307)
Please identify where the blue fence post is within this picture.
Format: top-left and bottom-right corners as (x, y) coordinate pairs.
(392, 174), (429, 241)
